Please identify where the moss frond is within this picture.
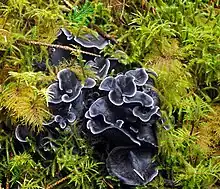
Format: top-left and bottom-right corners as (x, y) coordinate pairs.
(1, 82), (50, 132)
(197, 105), (220, 155)
(152, 59), (194, 115)
(8, 71), (55, 87)
(8, 152), (44, 187)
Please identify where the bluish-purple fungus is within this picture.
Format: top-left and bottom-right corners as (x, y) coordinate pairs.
(74, 33), (110, 50)
(106, 146), (158, 186)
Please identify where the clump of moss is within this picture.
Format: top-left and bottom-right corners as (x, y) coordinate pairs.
(197, 105), (220, 156)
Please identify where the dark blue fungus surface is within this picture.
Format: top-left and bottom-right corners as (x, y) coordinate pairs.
(84, 68), (161, 186)
(17, 28), (164, 187)
(45, 68), (96, 129)
(57, 69), (82, 103)
(48, 28), (77, 66)
(123, 91), (154, 107)
(14, 123), (61, 155)
(99, 75), (137, 106)
(15, 124), (31, 143)
(74, 33), (110, 50)
(86, 115), (141, 147)
(74, 32), (110, 61)
(132, 106), (160, 123)
(49, 28), (110, 65)
(83, 77), (97, 88)
(47, 69), (96, 104)
(125, 68), (148, 86)
(135, 123), (158, 147)
(47, 28), (122, 78)
(50, 104), (77, 129)
(85, 96), (158, 147)
(47, 69), (82, 104)
(106, 146), (158, 186)
(86, 97), (141, 146)
(85, 57), (111, 79)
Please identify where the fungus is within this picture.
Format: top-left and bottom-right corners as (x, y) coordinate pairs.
(47, 103), (77, 129)
(85, 114), (141, 146)
(46, 69), (83, 104)
(99, 76), (116, 91)
(49, 47), (72, 66)
(49, 28), (76, 66)
(86, 117), (124, 134)
(145, 89), (160, 107)
(106, 146), (158, 186)
(123, 91), (154, 107)
(88, 97), (122, 125)
(45, 29), (162, 187)
(69, 92), (84, 118)
(99, 75), (137, 106)
(136, 124), (157, 147)
(115, 75), (137, 97)
(83, 77), (96, 88)
(58, 69), (79, 92)
(83, 91), (101, 109)
(85, 57), (110, 79)
(133, 106), (160, 122)
(47, 82), (63, 104)
(49, 28), (114, 66)
(57, 69), (82, 103)
(74, 33), (110, 50)
(45, 68), (92, 129)
(85, 96), (159, 147)
(57, 28), (73, 41)
(15, 125), (30, 143)
(125, 68), (148, 86)
(86, 68), (161, 150)
(38, 128), (60, 152)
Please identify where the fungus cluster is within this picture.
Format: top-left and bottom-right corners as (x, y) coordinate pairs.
(16, 28), (162, 187)
(45, 68), (96, 129)
(85, 68), (160, 186)
(49, 28), (110, 66)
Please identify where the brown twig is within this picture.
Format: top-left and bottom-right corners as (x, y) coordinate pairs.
(103, 178), (114, 189)
(6, 176), (9, 189)
(189, 121), (195, 136)
(19, 40), (101, 57)
(45, 175), (70, 189)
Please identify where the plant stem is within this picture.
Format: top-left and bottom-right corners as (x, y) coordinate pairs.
(46, 175), (69, 189)
(79, 57), (86, 79)
(62, 0), (73, 9)
(103, 178), (114, 189)
(190, 121), (195, 136)
(6, 176), (9, 189)
(120, 0), (126, 20)
(19, 40), (101, 58)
